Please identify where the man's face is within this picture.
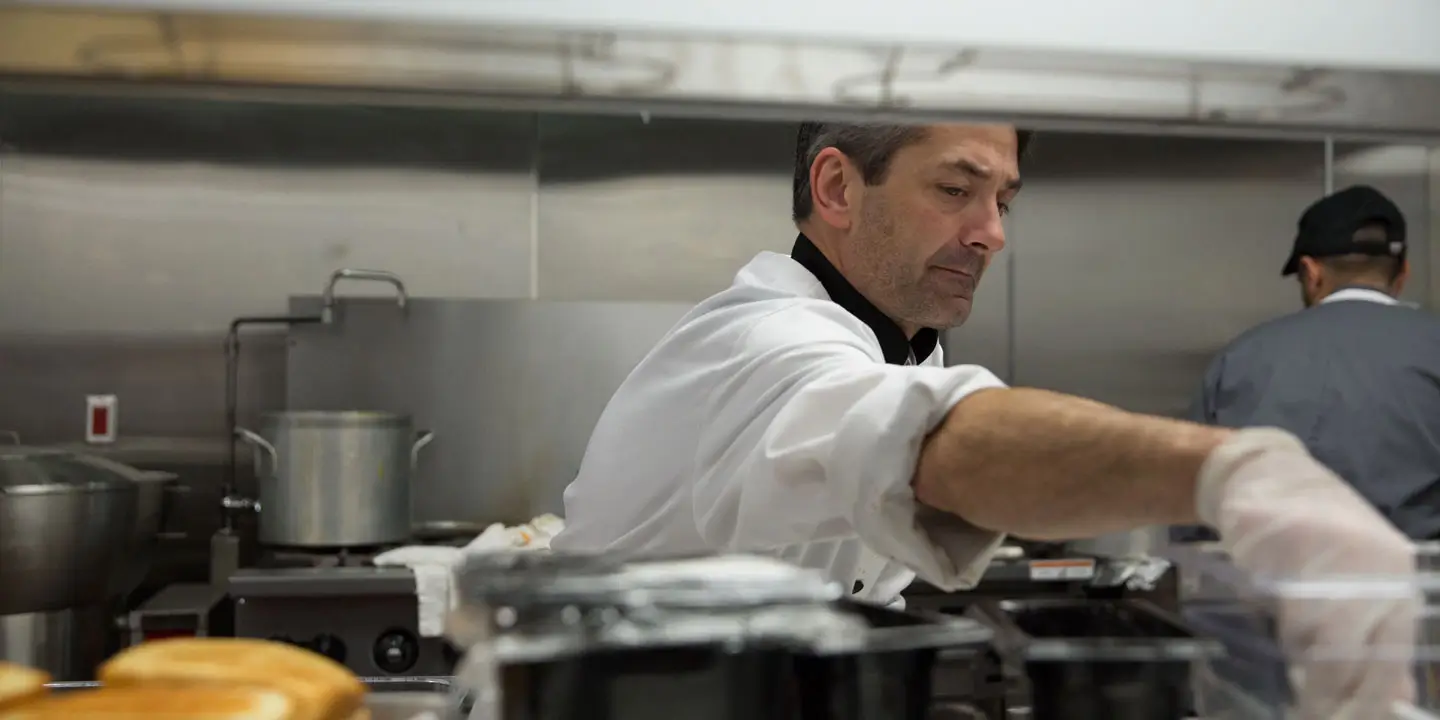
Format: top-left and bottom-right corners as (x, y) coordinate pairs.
(843, 125), (1020, 331)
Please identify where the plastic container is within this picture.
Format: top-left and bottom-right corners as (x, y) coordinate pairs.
(359, 678), (455, 720)
(468, 600), (995, 720)
(1180, 599), (1292, 716)
(791, 600), (998, 720)
(498, 642), (795, 720)
(447, 552), (996, 720)
(975, 598), (1220, 720)
(1167, 544), (1440, 720)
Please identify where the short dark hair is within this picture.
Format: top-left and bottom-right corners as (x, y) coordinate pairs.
(791, 123), (1034, 221)
(1300, 220), (1406, 284)
(1308, 254), (1405, 283)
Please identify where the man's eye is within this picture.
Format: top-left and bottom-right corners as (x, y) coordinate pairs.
(939, 186), (967, 197)
(999, 203), (1012, 216)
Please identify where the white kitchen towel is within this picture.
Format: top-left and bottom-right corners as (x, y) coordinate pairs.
(374, 515), (567, 637)
(461, 514), (566, 552)
(372, 545), (463, 637)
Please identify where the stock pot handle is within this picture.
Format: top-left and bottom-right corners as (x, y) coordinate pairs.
(411, 431), (435, 470)
(234, 427), (279, 476)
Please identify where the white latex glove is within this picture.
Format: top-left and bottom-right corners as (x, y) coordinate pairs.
(1197, 428), (1420, 720)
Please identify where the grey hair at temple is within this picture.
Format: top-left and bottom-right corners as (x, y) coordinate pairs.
(791, 123), (1034, 221)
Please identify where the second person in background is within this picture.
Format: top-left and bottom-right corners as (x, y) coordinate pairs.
(1174, 185), (1440, 543)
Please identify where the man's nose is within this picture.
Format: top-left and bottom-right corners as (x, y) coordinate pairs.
(963, 203), (1007, 253)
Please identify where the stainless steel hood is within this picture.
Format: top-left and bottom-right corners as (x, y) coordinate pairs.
(5, 0), (1440, 139)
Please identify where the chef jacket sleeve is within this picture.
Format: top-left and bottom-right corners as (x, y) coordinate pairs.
(691, 305), (1008, 591)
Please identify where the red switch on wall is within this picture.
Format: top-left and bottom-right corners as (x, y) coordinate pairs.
(86, 394), (117, 444)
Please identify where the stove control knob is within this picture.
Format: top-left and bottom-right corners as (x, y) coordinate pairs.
(372, 629), (419, 675)
(308, 634), (347, 664)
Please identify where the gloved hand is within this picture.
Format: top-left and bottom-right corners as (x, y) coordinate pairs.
(1196, 428), (1419, 720)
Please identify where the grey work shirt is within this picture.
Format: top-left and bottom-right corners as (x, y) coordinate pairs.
(1173, 287), (1440, 542)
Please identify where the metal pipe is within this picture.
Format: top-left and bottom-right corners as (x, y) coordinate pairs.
(222, 268), (410, 532)
(1323, 136), (1336, 194)
(321, 268), (408, 324)
(222, 313), (321, 532)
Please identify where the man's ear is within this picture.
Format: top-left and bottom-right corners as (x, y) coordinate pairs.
(1298, 256), (1324, 290)
(1394, 257), (1411, 295)
(808, 147), (857, 231)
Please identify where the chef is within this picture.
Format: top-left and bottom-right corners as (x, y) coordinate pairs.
(552, 122), (1416, 716)
(1173, 185), (1440, 543)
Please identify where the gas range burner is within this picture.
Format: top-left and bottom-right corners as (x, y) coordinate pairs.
(255, 545), (398, 570)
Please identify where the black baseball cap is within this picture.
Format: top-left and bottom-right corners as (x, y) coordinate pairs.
(1282, 185), (1406, 276)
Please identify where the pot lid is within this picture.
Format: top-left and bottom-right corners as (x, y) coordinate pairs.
(0, 446), (144, 495)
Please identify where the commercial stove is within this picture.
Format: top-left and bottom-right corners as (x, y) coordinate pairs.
(903, 546), (1181, 614)
(903, 546), (1190, 719)
(228, 547), (459, 678)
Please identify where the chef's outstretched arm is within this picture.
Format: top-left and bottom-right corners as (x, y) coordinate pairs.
(689, 305), (1406, 604)
(913, 387), (1228, 541)
(921, 388), (1420, 719)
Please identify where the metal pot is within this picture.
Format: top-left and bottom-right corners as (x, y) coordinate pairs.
(0, 447), (139, 615)
(0, 603), (113, 681)
(70, 455), (188, 595)
(236, 411), (434, 547)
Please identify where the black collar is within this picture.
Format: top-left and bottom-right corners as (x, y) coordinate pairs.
(791, 234), (939, 365)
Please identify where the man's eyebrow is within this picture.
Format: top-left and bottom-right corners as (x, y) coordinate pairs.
(944, 158), (1023, 191)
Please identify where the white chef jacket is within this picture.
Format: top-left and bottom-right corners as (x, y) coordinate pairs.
(551, 234), (1008, 604)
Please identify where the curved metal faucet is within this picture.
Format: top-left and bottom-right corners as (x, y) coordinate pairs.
(321, 268), (408, 324)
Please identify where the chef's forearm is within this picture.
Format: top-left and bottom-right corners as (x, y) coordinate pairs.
(913, 387), (1230, 541)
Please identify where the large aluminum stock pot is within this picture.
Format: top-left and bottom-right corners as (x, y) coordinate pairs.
(236, 411), (433, 547)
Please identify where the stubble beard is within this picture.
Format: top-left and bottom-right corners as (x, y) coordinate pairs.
(853, 197), (974, 331)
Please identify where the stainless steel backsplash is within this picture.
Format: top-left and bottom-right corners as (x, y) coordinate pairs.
(0, 332), (286, 443)
(283, 298), (693, 524)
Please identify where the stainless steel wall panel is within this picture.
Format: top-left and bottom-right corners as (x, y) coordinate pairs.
(0, 332), (285, 443)
(284, 297), (692, 525)
(1008, 134), (1329, 416)
(535, 115), (797, 302)
(0, 100), (539, 336)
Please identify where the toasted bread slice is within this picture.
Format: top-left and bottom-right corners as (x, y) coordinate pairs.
(0, 663), (49, 711)
(99, 638), (364, 720)
(0, 685), (295, 719)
